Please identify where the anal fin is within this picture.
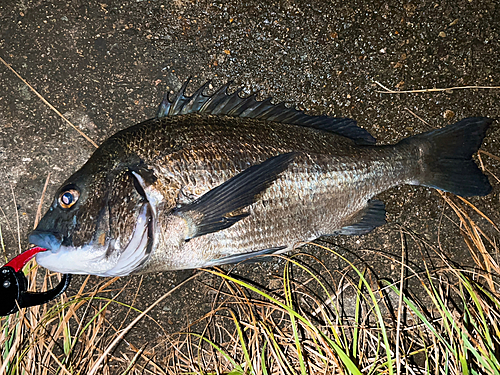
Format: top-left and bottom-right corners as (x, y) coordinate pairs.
(337, 199), (386, 236)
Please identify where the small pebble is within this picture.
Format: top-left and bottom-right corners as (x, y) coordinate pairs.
(443, 110), (455, 120)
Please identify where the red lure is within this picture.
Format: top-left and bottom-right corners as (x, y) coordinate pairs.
(5, 247), (47, 272)
(0, 247), (71, 316)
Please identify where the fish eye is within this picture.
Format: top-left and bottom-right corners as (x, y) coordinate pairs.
(58, 189), (80, 209)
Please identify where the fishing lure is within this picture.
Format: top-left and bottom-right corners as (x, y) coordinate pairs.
(0, 247), (71, 316)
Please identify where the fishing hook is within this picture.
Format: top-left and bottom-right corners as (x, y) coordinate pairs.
(0, 247), (71, 316)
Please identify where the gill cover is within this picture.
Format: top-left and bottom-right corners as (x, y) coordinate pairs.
(30, 165), (156, 277)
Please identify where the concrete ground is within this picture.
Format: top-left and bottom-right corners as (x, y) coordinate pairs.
(0, 0), (499, 360)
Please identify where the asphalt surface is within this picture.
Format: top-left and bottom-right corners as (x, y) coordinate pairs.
(0, 0), (499, 363)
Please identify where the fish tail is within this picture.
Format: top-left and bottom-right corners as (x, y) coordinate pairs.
(401, 117), (493, 197)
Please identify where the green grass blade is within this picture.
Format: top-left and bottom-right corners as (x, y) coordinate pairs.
(188, 332), (245, 373)
(204, 269), (363, 375)
(352, 268), (365, 362)
(228, 309), (255, 375)
(260, 340), (268, 375)
(284, 261), (307, 375)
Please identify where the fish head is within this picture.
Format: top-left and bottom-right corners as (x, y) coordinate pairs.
(30, 160), (155, 277)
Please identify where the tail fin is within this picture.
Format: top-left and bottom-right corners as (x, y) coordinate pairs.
(401, 117), (493, 197)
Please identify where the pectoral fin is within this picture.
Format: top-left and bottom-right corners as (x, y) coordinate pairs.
(175, 152), (297, 239)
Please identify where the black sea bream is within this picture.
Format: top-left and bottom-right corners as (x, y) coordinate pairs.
(29, 81), (493, 276)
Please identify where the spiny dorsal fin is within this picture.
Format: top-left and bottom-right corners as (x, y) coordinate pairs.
(157, 79), (376, 145)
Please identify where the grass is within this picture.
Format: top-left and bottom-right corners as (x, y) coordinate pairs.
(165, 221), (500, 374)
(374, 81), (500, 94)
(1, 191), (499, 374)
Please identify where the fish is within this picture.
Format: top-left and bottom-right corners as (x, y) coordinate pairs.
(28, 80), (493, 277)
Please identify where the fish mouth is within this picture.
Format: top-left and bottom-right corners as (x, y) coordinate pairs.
(32, 203), (154, 277)
(28, 231), (63, 252)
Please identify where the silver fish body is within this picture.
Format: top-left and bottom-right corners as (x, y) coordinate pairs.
(30, 82), (493, 276)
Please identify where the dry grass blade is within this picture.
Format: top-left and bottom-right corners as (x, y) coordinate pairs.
(479, 150), (500, 163)
(0, 55), (98, 148)
(34, 173), (51, 229)
(87, 272), (200, 375)
(404, 107), (432, 128)
(456, 195), (500, 232)
(438, 191), (500, 285)
(374, 81), (500, 94)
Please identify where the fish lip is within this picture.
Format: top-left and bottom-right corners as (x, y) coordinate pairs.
(28, 231), (63, 252)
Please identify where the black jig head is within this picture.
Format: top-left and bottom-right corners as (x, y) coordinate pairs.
(0, 247), (71, 316)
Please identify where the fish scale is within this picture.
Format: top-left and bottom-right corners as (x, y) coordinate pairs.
(139, 145), (414, 272)
(28, 82), (493, 277)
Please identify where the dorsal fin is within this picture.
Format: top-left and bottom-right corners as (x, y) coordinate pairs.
(157, 79), (376, 145)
